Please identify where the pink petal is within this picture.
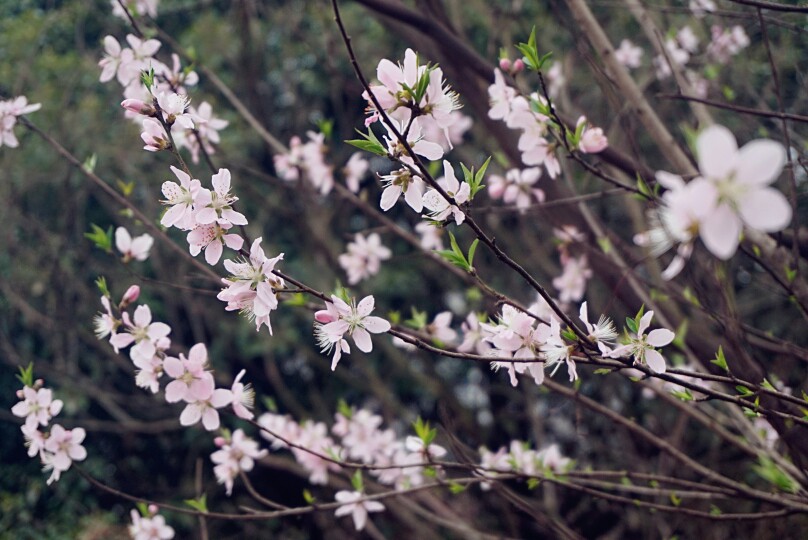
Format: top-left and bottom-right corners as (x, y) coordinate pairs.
(352, 328), (373, 353)
(738, 188), (792, 232)
(644, 349), (667, 373)
(697, 125), (738, 179)
(637, 311), (654, 336)
(356, 295), (375, 316)
(736, 140), (786, 186)
(646, 328), (675, 347)
(380, 185), (401, 211)
(362, 316), (390, 334)
(700, 204), (741, 260)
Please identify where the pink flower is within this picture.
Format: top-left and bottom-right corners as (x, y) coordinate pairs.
(338, 233), (391, 285)
(141, 118), (169, 151)
(160, 166), (202, 229)
(315, 295), (391, 370)
(422, 160), (469, 224)
(608, 311), (674, 373)
(343, 152), (369, 193)
(379, 168), (425, 212)
(696, 125), (791, 259)
(186, 220), (244, 265)
(211, 429), (267, 495)
(194, 168), (247, 226)
(488, 69), (516, 120)
(179, 388), (233, 431)
(163, 343), (215, 403)
(128, 508), (175, 540)
(230, 369), (255, 420)
(12, 386), (63, 429)
(109, 304), (171, 359)
(334, 490), (385, 531)
(614, 39), (643, 69)
(42, 424), (87, 485)
(552, 255), (592, 303)
(577, 117), (608, 154)
(115, 227), (154, 262)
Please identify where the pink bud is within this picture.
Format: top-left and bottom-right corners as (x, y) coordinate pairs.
(214, 436), (226, 447)
(120, 285), (140, 308)
(512, 59), (525, 73)
(499, 58), (512, 71)
(148, 504), (159, 515)
(121, 99), (155, 116)
(315, 310), (335, 324)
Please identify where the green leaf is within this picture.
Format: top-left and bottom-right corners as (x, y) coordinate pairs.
(625, 316), (638, 335)
(736, 385), (753, 396)
(526, 477), (540, 490)
(515, 27), (540, 71)
(16, 362), (34, 388)
(669, 492), (681, 506)
(710, 346), (728, 372)
(593, 368), (612, 375)
(351, 470), (364, 492)
(136, 502), (150, 517)
(346, 128), (387, 157)
(670, 389), (693, 402)
(85, 224), (113, 253)
(338, 399), (353, 419)
(405, 307), (428, 330)
(184, 494), (208, 513)
(413, 416), (436, 445)
(448, 481), (467, 494)
(316, 118), (333, 139)
(761, 378), (775, 391)
(467, 239), (479, 269)
(303, 489), (315, 504)
(753, 456), (799, 494)
(83, 153), (97, 173)
(95, 276), (110, 297)
(710, 505), (722, 516)
(117, 180), (135, 197)
(262, 396), (277, 412)
(597, 236), (612, 254)
(785, 266), (797, 283)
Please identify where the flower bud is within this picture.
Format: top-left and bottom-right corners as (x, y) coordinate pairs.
(121, 99), (156, 117)
(148, 504), (159, 515)
(120, 285), (141, 309)
(512, 58), (525, 73)
(315, 310), (335, 324)
(214, 436), (226, 447)
(498, 58), (512, 71)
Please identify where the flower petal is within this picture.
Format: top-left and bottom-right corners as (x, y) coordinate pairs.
(738, 188), (792, 232)
(697, 125), (738, 179)
(644, 349), (667, 373)
(352, 328), (373, 353)
(736, 140), (786, 186)
(646, 328), (675, 348)
(700, 204), (741, 260)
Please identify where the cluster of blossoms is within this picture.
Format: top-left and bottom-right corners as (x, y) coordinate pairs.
(551, 226), (592, 304)
(217, 237), (285, 333)
(128, 505), (174, 540)
(96, 287), (256, 430)
(487, 69), (608, 180)
(636, 125), (791, 276)
(480, 300), (674, 383)
(314, 295), (391, 370)
(158, 166), (248, 265)
(12, 377), (87, 485)
(651, 23), (749, 98)
(363, 48), (462, 146)
(211, 429), (268, 495)
(274, 131), (338, 195)
(0, 95), (41, 149)
(488, 167), (544, 212)
(478, 442), (571, 489)
(338, 232), (391, 284)
(99, 30), (228, 163)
